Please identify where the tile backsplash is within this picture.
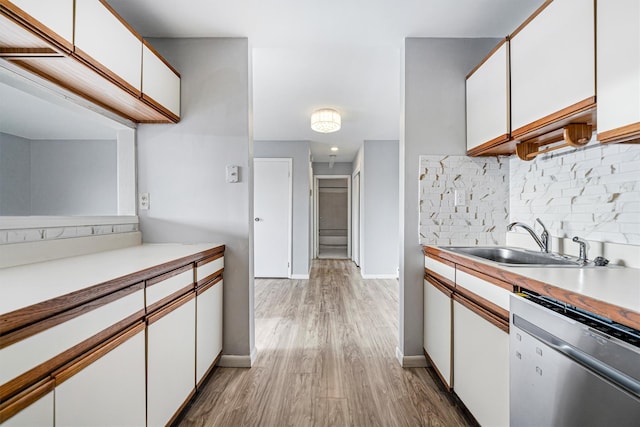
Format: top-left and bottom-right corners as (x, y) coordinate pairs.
(510, 140), (640, 245)
(419, 155), (510, 246)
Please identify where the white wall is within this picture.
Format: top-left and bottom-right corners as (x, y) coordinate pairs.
(313, 162), (353, 176)
(362, 140), (399, 278)
(0, 132), (31, 215)
(136, 38), (254, 364)
(399, 37), (499, 365)
(254, 140), (311, 278)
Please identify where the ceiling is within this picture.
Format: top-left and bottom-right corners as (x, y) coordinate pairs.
(102, 1), (542, 162)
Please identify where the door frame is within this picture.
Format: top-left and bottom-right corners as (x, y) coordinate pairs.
(313, 175), (351, 259)
(254, 158), (293, 278)
(351, 168), (361, 267)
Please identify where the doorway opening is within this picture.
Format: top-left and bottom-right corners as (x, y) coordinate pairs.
(314, 176), (351, 260)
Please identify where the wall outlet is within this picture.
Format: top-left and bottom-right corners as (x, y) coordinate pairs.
(454, 189), (466, 206)
(226, 165), (239, 183)
(139, 192), (150, 210)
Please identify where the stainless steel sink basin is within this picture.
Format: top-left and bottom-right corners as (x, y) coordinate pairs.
(441, 246), (582, 267)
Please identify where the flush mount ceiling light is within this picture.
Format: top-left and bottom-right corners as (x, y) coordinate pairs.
(330, 146), (338, 151)
(311, 108), (341, 133)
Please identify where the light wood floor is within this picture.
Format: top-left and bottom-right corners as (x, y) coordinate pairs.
(177, 259), (471, 427)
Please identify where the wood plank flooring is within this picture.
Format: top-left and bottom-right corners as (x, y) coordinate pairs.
(177, 259), (471, 427)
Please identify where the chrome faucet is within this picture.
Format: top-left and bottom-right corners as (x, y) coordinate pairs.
(507, 218), (550, 253)
(572, 236), (588, 263)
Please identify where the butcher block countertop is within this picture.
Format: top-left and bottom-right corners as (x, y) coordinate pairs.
(424, 245), (640, 331)
(0, 243), (224, 328)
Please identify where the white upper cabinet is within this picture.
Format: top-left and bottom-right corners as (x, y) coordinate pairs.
(74, 0), (142, 93)
(142, 42), (181, 119)
(597, 0), (640, 143)
(466, 39), (510, 154)
(9, 0), (73, 48)
(510, 0), (595, 137)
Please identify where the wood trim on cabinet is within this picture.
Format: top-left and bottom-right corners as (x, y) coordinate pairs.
(425, 274), (454, 297)
(510, 0), (553, 39)
(0, 309), (144, 403)
(196, 274), (223, 295)
(0, 47), (62, 57)
(167, 388), (197, 427)
(454, 293), (509, 333)
(97, 0), (143, 42)
(146, 284), (195, 315)
(0, 1), (73, 53)
(598, 122), (640, 144)
(0, 246), (224, 335)
(0, 377), (54, 424)
(423, 349), (452, 392)
(142, 39), (180, 77)
(52, 321), (145, 386)
(454, 284), (509, 323)
(196, 351), (223, 390)
(196, 252), (225, 268)
(196, 270), (224, 290)
(466, 37), (508, 79)
(511, 97), (596, 140)
(72, 46), (141, 98)
(147, 264), (193, 288)
(0, 281), (143, 349)
(466, 133), (514, 156)
(140, 92), (180, 123)
(146, 291), (196, 326)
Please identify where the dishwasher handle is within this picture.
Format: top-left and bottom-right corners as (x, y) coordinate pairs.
(513, 314), (640, 399)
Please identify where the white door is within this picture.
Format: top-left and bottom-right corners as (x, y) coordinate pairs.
(352, 172), (360, 266)
(254, 158), (292, 278)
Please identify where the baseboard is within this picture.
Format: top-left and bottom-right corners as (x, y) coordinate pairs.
(361, 273), (399, 279)
(395, 346), (428, 368)
(291, 274), (310, 279)
(218, 347), (257, 368)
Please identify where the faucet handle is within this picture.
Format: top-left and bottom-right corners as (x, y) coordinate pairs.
(572, 236), (588, 263)
(535, 218), (550, 252)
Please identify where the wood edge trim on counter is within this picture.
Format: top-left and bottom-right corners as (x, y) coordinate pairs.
(0, 309), (144, 403)
(466, 37), (508, 79)
(168, 388), (197, 427)
(142, 39), (180, 77)
(454, 293), (509, 333)
(146, 284), (194, 315)
(52, 321), (145, 386)
(196, 270), (224, 290)
(510, 0), (553, 39)
(97, 0), (143, 42)
(454, 285), (509, 323)
(423, 349), (452, 391)
(425, 252), (456, 269)
(0, 282), (144, 349)
(196, 251), (225, 267)
(511, 97), (596, 139)
(466, 133), (511, 156)
(597, 122), (640, 144)
(425, 274), (454, 296)
(146, 291), (196, 326)
(196, 274), (223, 295)
(72, 47), (141, 98)
(147, 264), (193, 287)
(0, 377), (54, 424)
(0, 245), (224, 334)
(140, 93), (180, 123)
(425, 247), (458, 266)
(456, 265), (513, 292)
(0, 2), (73, 53)
(196, 351), (223, 390)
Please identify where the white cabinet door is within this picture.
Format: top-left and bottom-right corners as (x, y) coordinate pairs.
(9, 0), (73, 46)
(2, 390), (53, 427)
(74, 0), (142, 92)
(597, 0), (640, 142)
(466, 40), (509, 153)
(55, 325), (146, 427)
(423, 278), (452, 388)
(453, 300), (509, 427)
(196, 280), (223, 385)
(147, 295), (196, 427)
(510, 0), (595, 134)
(142, 43), (181, 118)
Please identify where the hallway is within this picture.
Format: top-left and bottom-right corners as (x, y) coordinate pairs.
(177, 260), (471, 426)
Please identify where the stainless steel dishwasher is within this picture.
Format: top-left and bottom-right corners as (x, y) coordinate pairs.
(510, 292), (640, 427)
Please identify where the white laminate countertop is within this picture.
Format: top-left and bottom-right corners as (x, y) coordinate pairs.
(432, 247), (640, 315)
(0, 243), (222, 316)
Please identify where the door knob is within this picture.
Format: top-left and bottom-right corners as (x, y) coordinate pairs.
(254, 218), (261, 222)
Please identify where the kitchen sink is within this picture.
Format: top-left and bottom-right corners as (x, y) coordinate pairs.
(441, 246), (583, 267)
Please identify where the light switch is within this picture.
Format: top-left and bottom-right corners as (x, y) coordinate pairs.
(226, 165), (239, 183)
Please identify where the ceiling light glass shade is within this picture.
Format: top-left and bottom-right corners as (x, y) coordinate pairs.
(311, 108), (341, 133)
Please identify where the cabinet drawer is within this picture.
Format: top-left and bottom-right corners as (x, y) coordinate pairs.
(0, 289), (144, 387)
(424, 256), (455, 283)
(196, 256), (224, 285)
(456, 269), (511, 313)
(146, 265), (193, 311)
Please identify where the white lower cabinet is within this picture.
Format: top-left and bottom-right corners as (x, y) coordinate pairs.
(453, 300), (509, 427)
(2, 390), (53, 427)
(147, 295), (196, 427)
(423, 278), (453, 388)
(196, 280), (223, 385)
(55, 326), (146, 427)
